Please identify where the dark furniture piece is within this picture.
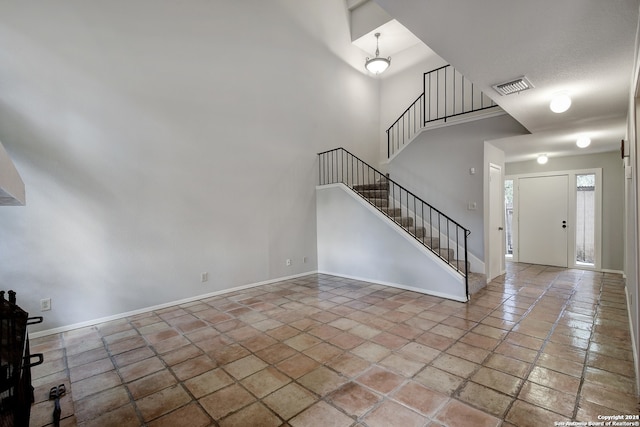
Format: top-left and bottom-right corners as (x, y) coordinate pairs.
(0, 291), (43, 427)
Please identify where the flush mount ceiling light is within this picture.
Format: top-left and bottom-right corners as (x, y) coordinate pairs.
(365, 33), (391, 74)
(537, 154), (549, 165)
(550, 93), (572, 113)
(576, 136), (591, 148)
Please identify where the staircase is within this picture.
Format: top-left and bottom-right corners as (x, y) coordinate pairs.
(387, 64), (499, 159)
(353, 178), (467, 273)
(318, 148), (474, 298)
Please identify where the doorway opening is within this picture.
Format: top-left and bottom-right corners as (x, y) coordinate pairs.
(576, 173), (596, 266)
(505, 168), (601, 270)
(505, 179), (514, 257)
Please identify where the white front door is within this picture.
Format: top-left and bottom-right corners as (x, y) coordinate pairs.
(518, 175), (568, 267)
(488, 164), (504, 280)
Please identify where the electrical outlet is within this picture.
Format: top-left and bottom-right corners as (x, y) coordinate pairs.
(286, 259), (291, 266)
(201, 272), (209, 283)
(40, 298), (51, 312)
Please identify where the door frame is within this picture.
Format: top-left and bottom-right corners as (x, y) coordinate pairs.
(506, 168), (602, 270)
(488, 163), (505, 280)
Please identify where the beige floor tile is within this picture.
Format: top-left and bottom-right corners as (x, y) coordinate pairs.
(398, 341), (440, 363)
(303, 342), (344, 363)
(350, 341), (391, 362)
(415, 331), (456, 351)
(584, 366), (637, 395)
(392, 381), (449, 416)
(160, 344), (203, 367)
(117, 356), (165, 383)
(219, 402), (281, 427)
(262, 383), (317, 420)
(414, 366), (464, 395)
(379, 353), (424, 377)
(326, 352), (371, 378)
(364, 400), (427, 427)
(446, 341), (490, 364)
(472, 367), (522, 396)
(506, 399), (570, 426)
(74, 386), (131, 423)
(276, 353), (319, 379)
(535, 353), (584, 378)
(223, 354), (267, 380)
(147, 402), (211, 427)
(127, 369), (177, 400)
(77, 403), (140, 427)
(328, 332), (366, 350)
(135, 384), (192, 422)
(458, 381), (513, 417)
(298, 366), (346, 396)
(289, 401), (353, 427)
(518, 381), (577, 417)
(72, 370), (122, 401)
(27, 268), (637, 427)
(528, 365), (581, 395)
(371, 331), (410, 350)
(113, 346), (155, 368)
(327, 381), (381, 417)
(432, 354), (479, 378)
(356, 366), (404, 395)
(184, 368), (234, 398)
(199, 384), (256, 420)
(434, 399), (501, 427)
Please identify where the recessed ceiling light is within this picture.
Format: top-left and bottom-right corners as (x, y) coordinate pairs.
(537, 154), (548, 165)
(576, 136), (591, 148)
(550, 94), (571, 113)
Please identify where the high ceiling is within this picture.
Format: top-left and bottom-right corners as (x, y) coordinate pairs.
(370, 0), (640, 162)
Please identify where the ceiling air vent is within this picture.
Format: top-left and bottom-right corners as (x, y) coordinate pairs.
(492, 76), (534, 96)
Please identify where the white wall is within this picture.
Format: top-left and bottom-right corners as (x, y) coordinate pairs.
(316, 184), (466, 301)
(0, 0), (380, 332)
(386, 115), (528, 261)
(506, 151), (625, 272)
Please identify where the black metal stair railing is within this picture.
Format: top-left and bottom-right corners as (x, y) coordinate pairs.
(387, 65), (499, 158)
(318, 147), (470, 297)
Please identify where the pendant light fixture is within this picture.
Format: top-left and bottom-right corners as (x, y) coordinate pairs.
(365, 33), (391, 74)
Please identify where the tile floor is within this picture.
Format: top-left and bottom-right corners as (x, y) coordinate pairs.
(28, 263), (639, 427)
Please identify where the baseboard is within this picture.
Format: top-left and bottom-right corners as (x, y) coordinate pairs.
(601, 268), (625, 275)
(29, 271), (319, 339)
(625, 284), (640, 397)
(317, 270), (468, 303)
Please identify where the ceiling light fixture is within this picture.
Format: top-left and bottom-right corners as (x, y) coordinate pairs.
(365, 33), (391, 74)
(576, 136), (591, 148)
(537, 154), (549, 165)
(550, 93), (572, 113)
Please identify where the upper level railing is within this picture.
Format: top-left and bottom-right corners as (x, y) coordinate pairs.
(318, 147), (470, 297)
(387, 65), (499, 158)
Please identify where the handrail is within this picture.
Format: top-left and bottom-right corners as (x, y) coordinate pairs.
(387, 64), (499, 158)
(318, 147), (470, 298)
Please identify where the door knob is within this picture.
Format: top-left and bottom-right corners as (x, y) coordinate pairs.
(498, 227), (503, 231)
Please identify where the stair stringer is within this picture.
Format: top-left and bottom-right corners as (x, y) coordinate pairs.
(316, 183), (467, 302)
(387, 194), (485, 274)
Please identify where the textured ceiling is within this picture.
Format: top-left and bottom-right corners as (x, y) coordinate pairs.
(373, 0), (639, 162)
